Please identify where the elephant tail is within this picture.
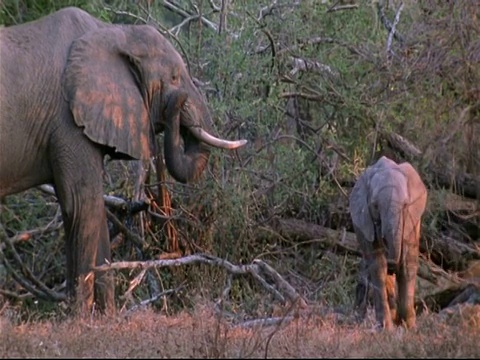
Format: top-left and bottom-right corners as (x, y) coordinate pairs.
(387, 247), (401, 275)
(387, 210), (404, 275)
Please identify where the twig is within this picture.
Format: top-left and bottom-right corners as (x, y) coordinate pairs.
(1, 235), (65, 301)
(207, 0), (221, 12)
(386, 2), (405, 59)
(377, 1), (405, 46)
(214, 274), (233, 316)
(289, 56), (338, 77)
(277, 36), (365, 58)
(327, 4), (359, 13)
(255, 259), (307, 308)
(249, 268), (286, 304)
(279, 91), (325, 102)
(0, 246), (65, 301)
(106, 208), (147, 248)
(124, 268), (148, 299)
(103, 7), (149, 24)
(257, 0), (278, 21)
(246, 10), (276, 72)
(0, 208), (63, 249)
(125, 287), (182, 315)
(163, 0), (218, 32)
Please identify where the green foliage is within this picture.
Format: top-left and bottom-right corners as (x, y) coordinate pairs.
(0, 0), (104, 25)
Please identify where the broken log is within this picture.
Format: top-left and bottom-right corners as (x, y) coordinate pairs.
(382, 130), (479, 199)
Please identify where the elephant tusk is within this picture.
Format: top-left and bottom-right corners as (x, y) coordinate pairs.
(188, 126), (248, 149)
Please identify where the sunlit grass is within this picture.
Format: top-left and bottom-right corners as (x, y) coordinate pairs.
(1, 303), (479, 358)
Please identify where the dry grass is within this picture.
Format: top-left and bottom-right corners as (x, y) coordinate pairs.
(1, 303), (479, 358)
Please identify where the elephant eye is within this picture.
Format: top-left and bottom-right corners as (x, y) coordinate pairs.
(172, 72), (180, 84)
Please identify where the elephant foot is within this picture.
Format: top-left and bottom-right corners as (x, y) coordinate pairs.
(74, 273), (95, 318)
(395, 315), (416, 329)
(93, 272), (116, 316)
(371, 321), (394, 333)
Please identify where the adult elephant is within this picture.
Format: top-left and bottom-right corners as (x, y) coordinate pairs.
(349, 156), (427, 330)
(0, 7), (247, 315)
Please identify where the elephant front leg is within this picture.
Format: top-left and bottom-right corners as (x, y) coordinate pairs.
(396, 238), (419, 328)
(370, 248), (393, 330)
(59, 186), (115, 316)
(51, 138), (115, 316)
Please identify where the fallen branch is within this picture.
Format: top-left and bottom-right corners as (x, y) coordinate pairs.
(380, 131), (479, 199)
(265, 217), (360, 255)
(94, 253), (307, 308)
(235, 316), (295, 329)
(38, 184), (150, 214)
(326, 4), (359, 13)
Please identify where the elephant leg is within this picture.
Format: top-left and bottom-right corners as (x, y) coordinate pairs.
(396, 237), (419, 328)
(50, 132), (114, 315)
(354, 257), (369, 323)
(386, 273), (397, 324)
(369, 247), (393, 330)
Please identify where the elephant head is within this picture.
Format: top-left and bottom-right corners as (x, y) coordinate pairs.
(63, 24), (246, 183)
(349, 156), (427, 329)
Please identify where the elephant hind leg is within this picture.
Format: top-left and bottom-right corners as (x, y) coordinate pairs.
(370, 248), (394, 330)
(386, 273), (397, 324)
(56, 172), (115, 316)
(396, 241), (419, 328)
(354, 257), (369, 323)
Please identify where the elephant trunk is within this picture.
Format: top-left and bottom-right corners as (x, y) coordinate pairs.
(163, 92), (211, 183)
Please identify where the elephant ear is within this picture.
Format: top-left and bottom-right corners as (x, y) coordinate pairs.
(63, 27), (152, 160)
(398, 162), (428, 236)
(349, 166), (376, 243)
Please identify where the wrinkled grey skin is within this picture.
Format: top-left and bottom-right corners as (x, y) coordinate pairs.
(349, 156), (427, 330)
(0, 7), (246, 315)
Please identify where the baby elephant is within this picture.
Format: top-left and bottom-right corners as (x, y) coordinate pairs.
(349, 156), (427, 330)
